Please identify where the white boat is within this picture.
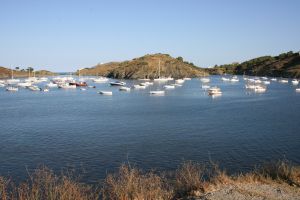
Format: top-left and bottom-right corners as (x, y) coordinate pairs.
(164, 85), (175, 89)
(254, 85), (267, 93)
(254, 79), (262, 84)
(292, 79), (299, 85)
(17, 82), (32, 87)
(119, 86), (131, 91)
(183, 77), (191, 80)
(200, 77), (210, 83)
(171, 83), (182, 87)
(39, 77), (48, 82)
(202, 85), (210, 89)
(149, 90), (165, 95)
(98, 91), (112, 95)
(153, 59), (173, 82)
(271, 78), (277, 81)
(133, 84), (146, 89)
(279, 79), (289, 83)
(80, 88), (87, 91)
(138, 78), (150, 81)
(28, 85), (41, 91)
(143, 81), (153, 86)
(42, 88), (49, 92)
(208, 87), (222, 95)
(6, 86), (18, 92)
(47, 82), (58, 88)
(263, 81), (271, 85)
(262, 77), (268, 80)
(245, 84), (256, 90)
(93, 77), (109, 83)
(59, 83), (76, 89)
(296, 88), (300, 92)
(0, 83), (6, 87)
(221, 77), (230, 81)
(110, 81), (126, 86)
(154, 77), (170, 82)
(6, 68), (20, 84)
(175, 79), (185, 84)
(230, 78), (239, 82)
(6, 79), (20, 84)
(139, 82), (149, 87)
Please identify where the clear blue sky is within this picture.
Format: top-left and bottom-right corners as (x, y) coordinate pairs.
(0, 0), (299, 72)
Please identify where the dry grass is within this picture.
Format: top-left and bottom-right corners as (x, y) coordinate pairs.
(0, 166), (99, 200)
(257, 160), (300, 186)
(0, 160), (299, 200)
(102, 164), (173, 200)
(174, 161), (205, 197)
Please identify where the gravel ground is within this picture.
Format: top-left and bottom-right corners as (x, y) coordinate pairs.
(186, 182), (300, 200)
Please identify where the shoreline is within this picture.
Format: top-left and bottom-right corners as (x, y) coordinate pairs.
(1, 160), (299, 199)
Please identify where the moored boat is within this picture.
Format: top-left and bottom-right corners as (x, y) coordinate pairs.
(47, 82), (58, 88)
(208, 87), (222, 95)
(133, 84), (146, 89)
(93, 77), (108, 83)
(28, 85), (41, 91)
(292, 79), (299, 85)
(98, 91), (112, 95)
(149, 90), (165, 95)
(6, 86), (18, 92)
(200, 77), (210, 83)
(110, 81), (126, 86)
(164, 85), (175, 89)
(119, 86), (131, 91)
(175, 79), (185, 84)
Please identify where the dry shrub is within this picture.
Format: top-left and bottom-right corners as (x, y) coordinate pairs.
(174, 161), (205, 197)
(0, 177), (10, 200)
(0, 166), (98, 200)
(102, 164), (173, 200)
(258, 160), (300, 187)
(208, 163), (231, 186)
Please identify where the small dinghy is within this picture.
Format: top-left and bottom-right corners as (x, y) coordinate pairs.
(6, 86), (18, 92)
(98, 91), (113, 95)
(110, 81), (126, 86)
(208, 87), (222, 95)
(119, 86), (131, 91)
(149, 90), (165, 95)
(292, 79), (299, 85)
(164, 85), (175, 89)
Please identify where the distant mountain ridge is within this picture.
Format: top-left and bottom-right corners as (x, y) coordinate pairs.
(0, 67), (56, 78)
(78, 53), (208, 79)
(208, 51), (300, 78)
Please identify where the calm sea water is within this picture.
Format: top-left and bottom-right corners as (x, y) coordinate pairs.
(0, 76), (299, 183)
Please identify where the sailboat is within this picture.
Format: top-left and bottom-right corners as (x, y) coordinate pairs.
(6, 68), (20, 84)
(154, 60), (172, 82)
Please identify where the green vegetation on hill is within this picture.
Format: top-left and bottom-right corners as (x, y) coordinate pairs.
(79, 53), (208, 79)
(208, 51), (300, 78)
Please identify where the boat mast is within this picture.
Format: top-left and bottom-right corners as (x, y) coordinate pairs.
(158, 59), (161, 78)
(11, 68), (14, 79)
